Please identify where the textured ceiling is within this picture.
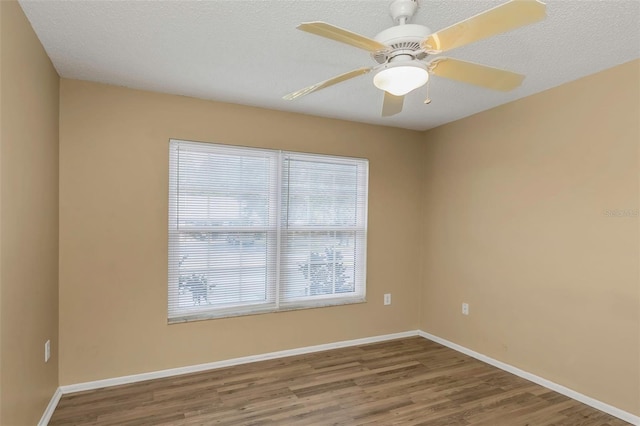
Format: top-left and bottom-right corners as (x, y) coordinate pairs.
(19, 0), (640, 131)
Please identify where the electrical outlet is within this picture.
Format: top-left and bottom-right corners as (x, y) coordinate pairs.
(44, 340), (51, 363)
(384, 293), (391, 305)
(462, 303), (469, 316)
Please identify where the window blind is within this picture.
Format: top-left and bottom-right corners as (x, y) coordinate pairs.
(279, 153), (368, 309)
(168, 140), (368, 323)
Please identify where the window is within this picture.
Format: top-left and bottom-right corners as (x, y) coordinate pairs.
(168, 140), (368, 323)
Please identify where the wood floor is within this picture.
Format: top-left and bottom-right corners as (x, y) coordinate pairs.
(50, 337), (631, 426)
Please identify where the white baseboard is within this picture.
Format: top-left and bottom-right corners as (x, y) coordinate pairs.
(38, 386), (62, 426)
(59, 330), (418, 394)
(418, 330), (639, 425)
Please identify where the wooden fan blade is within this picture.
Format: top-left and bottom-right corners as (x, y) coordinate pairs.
(430, 58), (525, 91)
(421, 0), (546, 53)
(298, 22), (388, 53)
(283, 67), (372, 101)
(381, 92), (404, 117)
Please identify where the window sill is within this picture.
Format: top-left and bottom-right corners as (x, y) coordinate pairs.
(168, 297), (367, 324)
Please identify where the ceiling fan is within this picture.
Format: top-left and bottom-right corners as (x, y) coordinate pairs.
(283, 0), (546, 117)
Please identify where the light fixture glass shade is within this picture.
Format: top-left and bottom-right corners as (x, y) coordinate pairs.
(373, 65), (429, 96)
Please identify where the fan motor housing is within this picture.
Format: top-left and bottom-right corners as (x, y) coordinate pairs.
(372, 24), (431, 64)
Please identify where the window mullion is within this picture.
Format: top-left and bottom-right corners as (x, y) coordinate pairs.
(274, 152), (284, 310)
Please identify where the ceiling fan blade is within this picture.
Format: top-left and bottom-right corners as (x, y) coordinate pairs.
(421, 0), (546, 53)
(430, 58), (525, 91)
(283, 67), (372, 101)
(297, 22), (388, 53)
(381, 92), (404, 117)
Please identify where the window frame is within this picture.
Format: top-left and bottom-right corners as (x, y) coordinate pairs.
(168, 139), (368, 323)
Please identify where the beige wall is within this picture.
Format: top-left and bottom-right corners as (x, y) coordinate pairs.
(420, 60), (640, 415)
(0, 1), (60, 424)
(58, 79), (423, 385)
(0, 3), (3, 422)
(1, 3), (4, 420)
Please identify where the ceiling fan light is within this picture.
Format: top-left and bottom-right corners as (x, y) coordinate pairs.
(373, 65), (429, 96)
